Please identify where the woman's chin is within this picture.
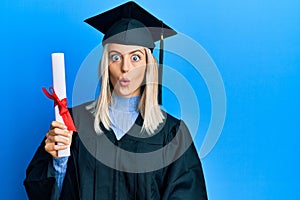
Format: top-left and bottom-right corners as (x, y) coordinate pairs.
(112, 87), (140, 97)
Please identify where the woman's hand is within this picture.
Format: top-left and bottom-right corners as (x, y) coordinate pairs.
(44, 121), (73, 158)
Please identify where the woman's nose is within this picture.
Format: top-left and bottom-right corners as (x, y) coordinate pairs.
(121, 56), (131, 73)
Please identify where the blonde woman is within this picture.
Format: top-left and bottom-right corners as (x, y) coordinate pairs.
(24, 2), (208, 200)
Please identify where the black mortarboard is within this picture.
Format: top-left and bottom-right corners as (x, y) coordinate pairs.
(84, 1), (177, 104)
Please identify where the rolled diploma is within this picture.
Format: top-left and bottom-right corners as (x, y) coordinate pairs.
(52, 53), (70, 157)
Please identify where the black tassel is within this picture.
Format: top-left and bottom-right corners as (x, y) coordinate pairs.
(158, 27), (164, 105)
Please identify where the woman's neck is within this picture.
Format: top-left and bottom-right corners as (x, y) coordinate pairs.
(110, 95), (140, 112)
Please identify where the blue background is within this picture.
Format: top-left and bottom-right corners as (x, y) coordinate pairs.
(1, 0), (299, 199)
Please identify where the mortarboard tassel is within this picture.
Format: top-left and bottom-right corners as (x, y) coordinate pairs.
(158, 26), (164, 105)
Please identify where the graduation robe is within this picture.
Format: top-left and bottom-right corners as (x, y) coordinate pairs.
(24, 102), (208, 200)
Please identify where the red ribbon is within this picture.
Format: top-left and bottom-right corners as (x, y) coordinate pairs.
(42, 87), (77, 131)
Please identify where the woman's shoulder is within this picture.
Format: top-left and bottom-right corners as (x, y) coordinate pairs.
(69, 101), (95, 117)
(160, 110), (186, 129)
(68, 101), (97, 131)
(69, 101), (95, 112)
(153, 110), (189, 141)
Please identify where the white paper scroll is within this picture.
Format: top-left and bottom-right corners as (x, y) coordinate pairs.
(51, 53), (70, 157)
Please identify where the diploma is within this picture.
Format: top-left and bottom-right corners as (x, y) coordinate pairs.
(51, 53), (70, 157)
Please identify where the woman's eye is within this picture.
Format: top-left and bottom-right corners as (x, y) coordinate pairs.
(131, 55), (140, 62)
(111, 55), (121, 61)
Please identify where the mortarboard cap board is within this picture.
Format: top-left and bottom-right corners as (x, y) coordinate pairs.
(84, 1), (177, 104)
(84, 1), (176, 49)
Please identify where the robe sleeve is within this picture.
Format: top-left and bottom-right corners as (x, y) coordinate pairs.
(23, 139), (60, 200)
(161, 120), (208, 200)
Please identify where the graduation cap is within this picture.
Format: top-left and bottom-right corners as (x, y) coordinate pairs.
(84, 1), (177, 105)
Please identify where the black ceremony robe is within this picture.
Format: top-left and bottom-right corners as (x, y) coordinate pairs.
(24, 102), (208, 200)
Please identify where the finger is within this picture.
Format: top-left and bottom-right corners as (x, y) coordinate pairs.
(45, 135), (56, 144)
(49, 128), (72, 138)
(45, 148), (63, 158)
(45, 142), (68, 151)
(53, 135), (71, 145)
(47, 133), (71, 145)
(44, 143), (57, 157)
(50, 121), (67, 130)
(53, 144), (69, 151)
(52, 154), (59, 158)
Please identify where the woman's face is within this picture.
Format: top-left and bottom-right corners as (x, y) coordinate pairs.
(108, 43), (147, 97)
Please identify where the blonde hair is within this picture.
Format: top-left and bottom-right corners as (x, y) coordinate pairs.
(87, 44), (164, 135)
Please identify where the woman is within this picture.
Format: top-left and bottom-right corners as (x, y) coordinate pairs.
(24, 2), (208, 199)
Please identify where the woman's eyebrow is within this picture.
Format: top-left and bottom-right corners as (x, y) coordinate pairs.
(109, 49), (144, 55)
(108, 50), (121, 55)
(129, 49), (144, 55)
